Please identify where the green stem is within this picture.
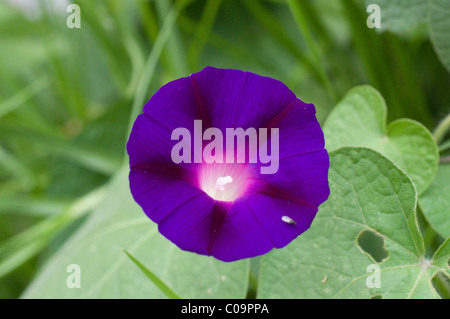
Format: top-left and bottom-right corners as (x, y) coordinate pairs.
(287, 0), (338, 103)
(438, 139), (450, 152)
(434, 113), (450, 144)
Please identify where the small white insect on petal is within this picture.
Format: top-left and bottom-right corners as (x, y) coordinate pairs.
(281, 215), (296, 225)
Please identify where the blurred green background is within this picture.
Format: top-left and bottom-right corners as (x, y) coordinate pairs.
(0, 0), (449, 298)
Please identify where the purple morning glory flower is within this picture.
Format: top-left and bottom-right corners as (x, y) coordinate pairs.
(127, 66), (329, 262)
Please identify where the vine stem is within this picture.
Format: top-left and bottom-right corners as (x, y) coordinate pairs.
(433, 113), (450, 144)
(440, 156), (450, 164)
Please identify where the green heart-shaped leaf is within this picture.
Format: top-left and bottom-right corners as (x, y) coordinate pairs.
(323, 85), (438, 194)
(257, 147), (448, 298)
(419, 164), (450, 238)
(429, 0), (450, 72)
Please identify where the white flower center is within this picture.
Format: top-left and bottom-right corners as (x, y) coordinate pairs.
(199, 163), (250, 202)
(215, 176), (233, 191)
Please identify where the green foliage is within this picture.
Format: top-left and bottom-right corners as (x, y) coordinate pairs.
(429, 0), (450, 72)
(366, 0), (450, 71)
(258, 147), (448, 298)
(324, 86), (439, 194)
(124, 250), (181, 299)
(365, 0), (428, 33)
(420, 165), (450, 238)
(21, 169), (249, 298)
(0, 0), (448, 299)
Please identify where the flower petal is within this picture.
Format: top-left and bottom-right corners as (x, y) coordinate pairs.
(190, 66), (298, 131)
(251, 101), (330, 207)
(127, 67), (331, 262)
(143, 77), (199, 129)
(209, 199), (273, 262)
(254, 150), (330, 207)
(157, 191), (217, 256)
(129, 168), (204, 223)
(244, 193), (318, 248)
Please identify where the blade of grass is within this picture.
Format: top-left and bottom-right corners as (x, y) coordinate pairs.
(339, 0), (405, 121)
(0, 74), (60, 139)
(39, 6), (88, 120)
(0, 186), (105, 279)
(137, 1), (183, 78)
(0, 237), (51, 280)
(384, 33), (433, 127)
(124, 250), (181, 299)
(105, 0), (146, 98)
(155, 0), (188, 77)
(2, 124), (122, 175)
(286, 0), (338, 103)
(12, 106), (63, 138)
(0, 186), (105, 255)
(68, 0), (129, 95)
(0, 75), (49, 118)
(179, 15), (277, 73)
(126, 0), (193, 147)
(0, 147), (34, 188)
(123, 36), (146, 98)
(242, 0), (318, 77)
(0, 195), (72, 217)
(187, 0), (223, 70)
(138, 0), (160, 41)
(298, 0), (333, 50)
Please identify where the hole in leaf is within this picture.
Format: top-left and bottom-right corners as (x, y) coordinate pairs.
(370, 294), (383, 299)
(357, 230), (388, 263)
